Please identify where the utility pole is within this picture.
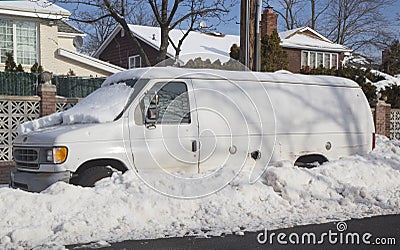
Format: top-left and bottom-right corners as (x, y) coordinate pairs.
(254, 0), (262, 71)
(240, 0), (262, 71)
(240, 0), (255, 70)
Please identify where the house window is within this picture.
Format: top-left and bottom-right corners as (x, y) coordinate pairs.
(0, 19), (13, 64)
(129, 55), (141, 69)
(301, 51), (339, 70)
(16, 21), (37, 65)
(0, 18), (37, 65)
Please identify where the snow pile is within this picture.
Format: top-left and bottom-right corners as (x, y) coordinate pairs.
(0, 136), (399, 248)
(18, 84), (132, 134)
(369, 69), (400, 91)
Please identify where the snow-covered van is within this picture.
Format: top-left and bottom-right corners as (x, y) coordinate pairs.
(11, 67), (375, 192)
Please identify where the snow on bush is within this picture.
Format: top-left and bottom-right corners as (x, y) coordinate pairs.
(369, 69), (400, 91)
(18, 84), (132, 135)
(0, 136), (399, 249)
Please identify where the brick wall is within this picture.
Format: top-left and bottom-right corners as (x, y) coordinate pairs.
(284, 48), (302, 73)
(374, 101), (391, 138)
(0, 161), (15, 184)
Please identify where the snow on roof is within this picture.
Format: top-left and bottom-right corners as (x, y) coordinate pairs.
(0, 0), (70, 20)
(278, 27), (303, 40)
(279, 27), (351, 52)
(103, 66), (360, 88)
(57, 48), (124, 75)
(127, 24), (240, 63)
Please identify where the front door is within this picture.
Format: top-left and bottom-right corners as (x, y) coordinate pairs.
(128, 80), (199, 173)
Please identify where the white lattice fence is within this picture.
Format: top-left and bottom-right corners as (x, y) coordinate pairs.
(0, 96), (40, 161)
(56, 97), (79, 113)
(391, 109), (400, 140)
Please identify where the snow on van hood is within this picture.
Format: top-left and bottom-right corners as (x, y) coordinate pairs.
(18, 84), (132, 135)
(0, 136), (399, 248)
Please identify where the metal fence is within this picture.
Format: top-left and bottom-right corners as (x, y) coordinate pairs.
(391, 109), (400, 140)
(0, 72), (104, 98)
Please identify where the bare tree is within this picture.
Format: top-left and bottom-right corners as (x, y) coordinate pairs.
(322, 0), (394, 52)
(267, 0), (306, 30)
(72, 8), (117, 55)
(309, 0), (330, 30)
(268, 0), (330, 30)
(54, 0), (152, 66)
(147, 0), (233, 63)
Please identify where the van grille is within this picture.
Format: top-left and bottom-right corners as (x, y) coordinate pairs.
(13, 148), (40, 169)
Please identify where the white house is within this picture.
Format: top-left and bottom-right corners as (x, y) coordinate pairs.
(0, 0), (123, 77)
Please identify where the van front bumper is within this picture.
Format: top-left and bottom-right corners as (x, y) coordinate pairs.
(10, 170), (71, 192)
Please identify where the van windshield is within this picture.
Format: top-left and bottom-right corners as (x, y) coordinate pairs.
(18, 80), (136, 134)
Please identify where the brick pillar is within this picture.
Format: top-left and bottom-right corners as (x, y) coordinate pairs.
(374, 100), (391, 138)
(39, 84), (57, 117)
(0, 161), (15, 184)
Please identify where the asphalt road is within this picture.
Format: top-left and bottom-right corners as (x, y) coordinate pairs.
(69, 214), (400, 250)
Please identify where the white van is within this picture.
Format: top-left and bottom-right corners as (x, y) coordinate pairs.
(11, 67), (375, 192)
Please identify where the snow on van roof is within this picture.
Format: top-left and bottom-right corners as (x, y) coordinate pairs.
(102, 67), (360, 88)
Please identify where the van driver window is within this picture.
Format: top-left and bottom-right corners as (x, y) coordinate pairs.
(149, 82), (191, 124)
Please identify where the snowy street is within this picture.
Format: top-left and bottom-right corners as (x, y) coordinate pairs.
(0, 135), (399, 249)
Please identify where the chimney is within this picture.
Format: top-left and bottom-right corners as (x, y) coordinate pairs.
(261, 8), (278, 37)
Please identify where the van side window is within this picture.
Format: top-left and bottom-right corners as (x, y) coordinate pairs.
(147, 82), (191, 124)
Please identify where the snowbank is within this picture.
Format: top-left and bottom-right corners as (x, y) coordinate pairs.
(0, 136), (399, 249)
(18, 84), (132, 134)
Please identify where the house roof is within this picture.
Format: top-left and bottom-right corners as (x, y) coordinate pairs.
(0, 0), (70, 20)
(279, 27), (352, 52)
(58, 21), (84, 34)
(57, 48), (125, 75)
(94, 25), (240, 63)
(94, 25), (352, 64)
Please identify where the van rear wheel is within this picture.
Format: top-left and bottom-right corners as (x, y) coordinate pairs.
(294, 154), (328, 168)
(73, 166), (113, 187)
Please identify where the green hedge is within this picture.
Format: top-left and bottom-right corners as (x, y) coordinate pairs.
(0, 72), (105, 98)
(0, 71), (37, 96)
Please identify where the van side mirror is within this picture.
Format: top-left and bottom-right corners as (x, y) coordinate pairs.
(144, 92), (159, 127)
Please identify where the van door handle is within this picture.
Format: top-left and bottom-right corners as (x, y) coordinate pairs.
(191, 140), (197, 152)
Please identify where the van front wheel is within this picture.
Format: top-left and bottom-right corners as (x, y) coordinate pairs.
(73, 166), (113, 187)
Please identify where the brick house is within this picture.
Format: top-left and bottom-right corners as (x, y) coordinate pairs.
(94, 24), (240, 69)
(261, 9), (352, 73)
(0, 0), (123, 77)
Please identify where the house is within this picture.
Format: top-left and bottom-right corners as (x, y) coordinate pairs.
(94, 24), (240, 69)
(95, 9), (351, 73)
(261, 9), (352, 73)
(0, 0), (123, 77)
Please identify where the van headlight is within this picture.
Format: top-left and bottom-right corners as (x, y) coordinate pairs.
(46, 147), (68, 164)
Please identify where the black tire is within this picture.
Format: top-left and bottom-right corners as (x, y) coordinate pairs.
(73, 166), (113, 187)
